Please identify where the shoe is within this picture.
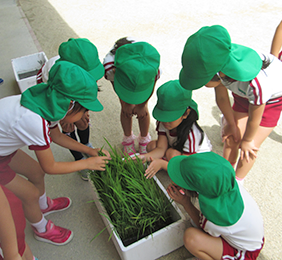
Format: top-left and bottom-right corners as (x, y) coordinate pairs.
(139, 142), (149, 154)
(82, 142), (94, 158)
(79, 169), (89, 181)
(41, 197), (72, 216)
(122, 140), (136, 156)
(33, 220), (73, 245)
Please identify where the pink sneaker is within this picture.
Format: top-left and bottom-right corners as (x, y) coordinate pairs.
(33, 220), (73, 245)
(122, 141), (136, 156)
(139, 142), (149, 154)
(41, 197), (72, 216)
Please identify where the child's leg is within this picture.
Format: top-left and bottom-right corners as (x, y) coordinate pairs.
(21, 243), (33, 260)
(166, 148), (181, 161)
(223, 111), (248, 166)
(137, 104), (150, 138)
(236, 126), (274, 179)
(8, 150), (45, 196)
(63, 130), (84, 161)
(184, 227), (223, 260)
(5, 175), (42, 223)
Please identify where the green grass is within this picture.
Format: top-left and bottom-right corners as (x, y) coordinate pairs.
(89, 139), (173, 246)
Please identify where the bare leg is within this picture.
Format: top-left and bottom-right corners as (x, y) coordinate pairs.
(137, 104), (150, 137)
(236, 126), (274, 179)
(166, 148), (181, 161)
(184, 227), (223, 260)
(223, 111), (248, 164)
(8, 150), (45, 196)
(5, 175), (42, 223)
(22, 243), (33, 260)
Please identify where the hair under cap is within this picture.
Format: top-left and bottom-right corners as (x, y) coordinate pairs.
(58, 38), (105, 81)
(21, 60), (103, 121)
(114, 42), (160, 104)
(179, 25), (262, 90)
(167, 152), (244, 226)
(153, 80), (198, 122)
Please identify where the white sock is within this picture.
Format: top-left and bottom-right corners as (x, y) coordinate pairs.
(31, 216), (48, 233)
(39, 192), (48, 210)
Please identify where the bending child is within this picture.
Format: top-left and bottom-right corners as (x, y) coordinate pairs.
(179, 25), (282, 183)
(37, 38), (105, 180)
(138, 80), (212, 179)
(103, 37), (161, 155)
(0, 61), (110, 245)
(167, 152), (264, 260)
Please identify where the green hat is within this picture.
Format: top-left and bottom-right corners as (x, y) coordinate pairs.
(21, 60), (103, 121)
(58, 38), (105, 80)
(179, 25), (262, 90)
(167, 152), (244, 226)
(153, 80), (198, 122)
(114, 42), (160, 105)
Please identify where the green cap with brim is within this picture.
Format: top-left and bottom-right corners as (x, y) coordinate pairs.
(153, 80), (198, 122)
(114, 42), (160, 105)
(21, 60), (103, 122)
(58, 38), (105, 81)
(167, 152), (244, 226)
(179, 25), (262, 90)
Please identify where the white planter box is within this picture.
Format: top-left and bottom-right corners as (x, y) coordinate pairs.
(89, 175), (187, 260)
(11, 52), (48, 93)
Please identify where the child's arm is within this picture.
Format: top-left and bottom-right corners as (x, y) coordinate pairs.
(167, 184), (200, 227)
(240, 103), (265, 162)
(35, 147), (110, 174)
(50, 126), (109, 157)
(271, 20), (282, 58)
(0, 187), (22, 260)
(215, 85), (240, 143)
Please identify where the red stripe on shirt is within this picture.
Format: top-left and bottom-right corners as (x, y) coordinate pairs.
(250, 78), (263, 105)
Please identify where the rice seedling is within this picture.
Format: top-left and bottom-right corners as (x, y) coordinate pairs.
(89, 139), (173, 246)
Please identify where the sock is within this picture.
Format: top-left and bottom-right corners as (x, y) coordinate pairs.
(39, 192), (48, 210)
(33, 256), (38, 260)
(31, 216), (48, 233)
(122, 132), (136, 144)
(63, 130), (84, 160)
(236, 176), (245, 185)
(138, 133), (151, 144)
(77, 126), (90, 144)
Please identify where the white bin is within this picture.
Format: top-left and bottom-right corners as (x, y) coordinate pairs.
(11, 52), (48, 93)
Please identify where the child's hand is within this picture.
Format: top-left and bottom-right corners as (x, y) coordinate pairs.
(144, 157), (166, 179)
(221, 122), (241, 143)
(240, 139), (259, 162)
(87, 148), (110, 158)
(166, 184), (190, 206)
(131, 154), (147, 163)
(87, 156), (111, 171)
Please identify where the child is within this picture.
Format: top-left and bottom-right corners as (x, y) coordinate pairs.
(167, 152), (264, 260)
(103, 37), (161, 155)
(0, 185), (37, 260)
(0, 61), (110, 245)
(37, 38), (105, 180)
(179, 25), (282, 183)
(270, 20), (282, 60)
(138, 80), (212, 179)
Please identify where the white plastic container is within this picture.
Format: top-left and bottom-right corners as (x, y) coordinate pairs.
(89, 175), (187, 260)
(11, 52), (48, 93)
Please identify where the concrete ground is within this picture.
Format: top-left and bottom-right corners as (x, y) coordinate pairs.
(1, 0), (282, 259)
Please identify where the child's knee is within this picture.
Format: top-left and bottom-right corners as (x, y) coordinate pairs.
(225, 135), (240, 148)
(183, 227), (202, 251)
(165, 148), (181, 160)
(146, 140), (157, 152)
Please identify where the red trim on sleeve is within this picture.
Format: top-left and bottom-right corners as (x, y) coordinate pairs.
(29, 144), (50, 151)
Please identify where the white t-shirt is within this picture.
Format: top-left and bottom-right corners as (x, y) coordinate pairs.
(0, 95), (58, 156)
(36, 55), (59, 83)
(225, 53), (282, 105)
(200, 183), (264, 252)
(156, 121), (212, 154)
